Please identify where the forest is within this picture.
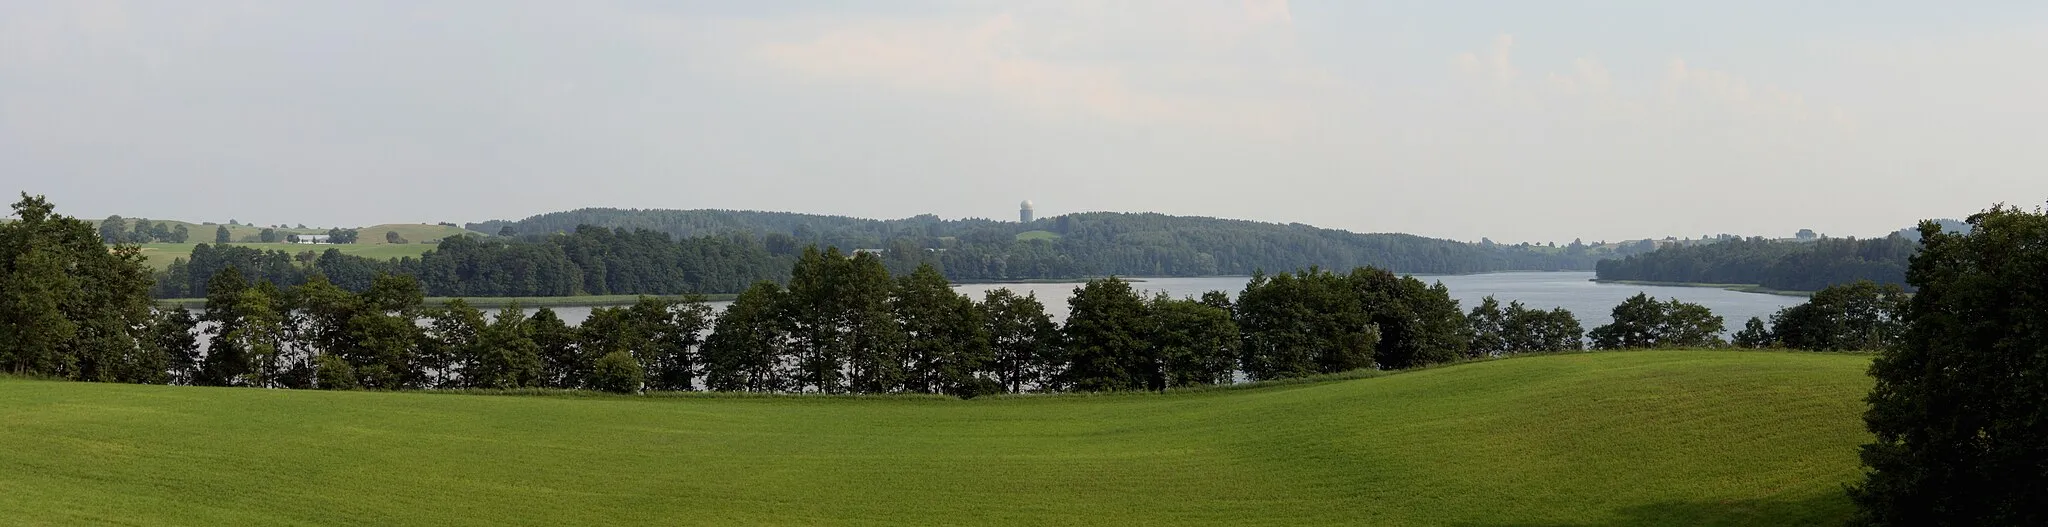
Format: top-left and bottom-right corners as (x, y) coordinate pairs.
(146, 209), (1615, 299)
(1593, 235), (1918, 291)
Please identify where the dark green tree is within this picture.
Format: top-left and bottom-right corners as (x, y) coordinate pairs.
(703, 281), (790, 392)
(1350, 268), (1468, 369)
(528, 307), (583, 389)
(148, 307), (200, 384)
(1588, 294), (1726, 349)
(1235, 269), (1378, 380)
(1143, 293), (1238, 390)
(97, 215), (127, 244)
(633, 296), (715, 392)
(588, 351), (644, 394)
(170, 224), (190, 243)
(468, 304), (543, 389)
(215, 224), (231, 244)
(422, 299), (486, 388)
(892, 264), (990, 396)
(982, 289), (1059, 393)
(1058, 277), (1149, 391)
(1851, 209), (2048, 526)
(1770, 281), (1909, 352)
(259, 228), (279, 243)
(1732, 317), (1774, 349)
(1465, 296), (1508, 358)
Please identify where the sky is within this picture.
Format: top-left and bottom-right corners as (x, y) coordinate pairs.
(3, 1), (2045, 243)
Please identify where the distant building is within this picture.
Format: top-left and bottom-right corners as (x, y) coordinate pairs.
(1020, 200), (1035, 223)
(290, 234), (331, 244)
(1795, 229), (1818, 241)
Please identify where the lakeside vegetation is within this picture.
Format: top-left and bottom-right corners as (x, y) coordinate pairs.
(1595, 235), (1917, 291)
(0, 350), (1872, 526)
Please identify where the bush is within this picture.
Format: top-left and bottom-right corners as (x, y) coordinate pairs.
(314, 354), (360, 390)
(588, 351), (644, 394)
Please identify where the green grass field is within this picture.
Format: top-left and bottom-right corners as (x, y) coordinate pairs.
(0, 351), (1873, 526)
(1015, 230), (1063, 241)
(135, 242), (436, 269)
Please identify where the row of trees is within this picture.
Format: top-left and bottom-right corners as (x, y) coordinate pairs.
(122, 253), (1752, 397)
(1730, 281), (1910, 352)
(97, 215), (191, 244)
(1594, 235), (1918, 291)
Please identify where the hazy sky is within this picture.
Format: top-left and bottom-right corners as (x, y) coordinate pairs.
(4, 1), (2045, 242)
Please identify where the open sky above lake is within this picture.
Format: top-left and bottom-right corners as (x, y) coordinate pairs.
(4, 1), (2044, 242)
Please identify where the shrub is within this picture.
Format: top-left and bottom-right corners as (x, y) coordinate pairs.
(588, 351), (644, 394)
(314, 354), (360, 390)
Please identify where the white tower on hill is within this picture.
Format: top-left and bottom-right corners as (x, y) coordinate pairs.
(1019, 200), (1035, 223)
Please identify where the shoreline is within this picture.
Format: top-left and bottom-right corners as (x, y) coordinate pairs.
(1588, 279), (1813, 298)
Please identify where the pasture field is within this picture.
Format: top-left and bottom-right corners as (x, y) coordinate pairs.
(0, 351), (1873, 526)
(134, 242), (435, 269)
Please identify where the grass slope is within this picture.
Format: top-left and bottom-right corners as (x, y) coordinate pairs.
(0, 351), (1872, 526)
(356, 223), (484, 245)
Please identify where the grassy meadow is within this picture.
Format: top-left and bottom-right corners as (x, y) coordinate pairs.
(0, 350), (1873, 526)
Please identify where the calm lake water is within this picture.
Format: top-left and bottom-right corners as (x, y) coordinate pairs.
(548, 272), (1801, 333)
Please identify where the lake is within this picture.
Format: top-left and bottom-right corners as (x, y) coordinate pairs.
(549, 272), (1802, 333)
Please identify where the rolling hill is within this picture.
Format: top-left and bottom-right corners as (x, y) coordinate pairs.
(0, 350), (1871, 526)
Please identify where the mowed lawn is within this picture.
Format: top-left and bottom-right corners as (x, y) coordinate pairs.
(0, 351), (1874, 526)
(134, 243), (435, 269)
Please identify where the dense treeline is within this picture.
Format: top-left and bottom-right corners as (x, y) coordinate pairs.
(152, 227), (796, 298)
(154, 209), (1610, 299)
(1594, 235), (1917, 291)
(96, 215), (191, 244)
(472, 208), (1607, 281)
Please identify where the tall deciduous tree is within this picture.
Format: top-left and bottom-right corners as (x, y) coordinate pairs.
(1852, 209), (2048, 526)
(215, 225), (231, 244)
(1236, 269), (1378, 380)
(892, 264), (990, 396)
(1351, 268), (1468, 369)
(1059, 277), (1149, 391)
(97, 215), (127, 244)
(1588, 294), (1725, 349)
(703, 281), (789, 392)
(529, 307), (582, 389)
(982, 289), (1059, 393)
(1143, 293), (1238, 390)
(1769, 281), (1909, 352)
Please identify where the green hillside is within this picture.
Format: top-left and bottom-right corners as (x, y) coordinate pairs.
(0, 351), (1872, 526)
(357, 223), (484, 245)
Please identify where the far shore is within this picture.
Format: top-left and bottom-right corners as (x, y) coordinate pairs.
(1588, 279), (1814, 298)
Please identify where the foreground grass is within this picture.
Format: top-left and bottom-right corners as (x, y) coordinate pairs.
(0, 351), (1872, 526)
